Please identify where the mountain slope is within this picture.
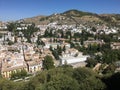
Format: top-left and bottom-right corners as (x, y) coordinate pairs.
(22, 9), (120, 27)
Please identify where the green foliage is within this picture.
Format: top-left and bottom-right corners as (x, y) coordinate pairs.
(7, 23), (17, 33)
(43, 55), (55, 70)
(39, 17), (46, 21)
(91, 27), (97, 32)
(42, 74), (79, 90)
(52, 50), (59, 60)
(7, 40), (14, 45)
(86, 44), (101, 55)
(0, 78), (13, 90)
(72, 67), (106, 90)
(57, 45), (62, 55)
(65, 31), (72, 39)
(62, 45), (66, 52)
(7, 22), (20, 37)
(36, 36), (45, 46)
(73, 67), (94, 83)
(102, 64), (116, 74)
(22, 23), (39, 43)
(0, 66), (110, 90)
(0, 77), (26, 90)
(28, 66), (75, 90)
(44, 29), (56, 38)
(70, 41), (75, 48)
(102, 50), (120, 64)
(99, 34), (119, 43)
(79, 77), (106, 90)
(50, 45), (66, 60)
(86, 58), (98, 68)
(63, 9), (96, 17)
(11, 69), (27, 80)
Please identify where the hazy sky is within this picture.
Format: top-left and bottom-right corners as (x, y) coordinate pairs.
(0, 0), (120, 21)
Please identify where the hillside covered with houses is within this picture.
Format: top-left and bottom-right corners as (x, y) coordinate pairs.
(0, 10), (120, 90)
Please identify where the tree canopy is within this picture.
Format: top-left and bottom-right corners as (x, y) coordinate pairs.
(43, 55), (55, 70)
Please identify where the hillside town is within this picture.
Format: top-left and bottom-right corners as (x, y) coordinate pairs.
(0, 18), (120, 79)
(1, 0), (120, 89)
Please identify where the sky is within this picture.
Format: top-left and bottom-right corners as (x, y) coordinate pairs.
(0, 0), (120, 21)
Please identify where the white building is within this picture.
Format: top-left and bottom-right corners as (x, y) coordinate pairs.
(60, 48), (89, 65)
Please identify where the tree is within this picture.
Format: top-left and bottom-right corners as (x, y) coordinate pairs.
(61, 30), (64, 38)
(20, 69), (28, 79)
(72, 67), (94, 83)
(7, 39), (14, 45)
(102, 49), (120, 64)
(86, 58), (98, 68)
(41, 74), (79, 90)
(57, 45), (62, 55)
(62, 45), (66, 52)
(49, 45), (53, 51)
(66, 31), (72, 39)
(22, 23), (39, 43)
(43, 55), (55, 70)
(79, 77), (106, 90)
(52, 50), (59, 60)
(36, 35), (41, 46)
(102, 64), (116, 74)
(11, 69), (27, 80)
(73, 67), (106, 90)
(7, 22), (18, 43)
(0, 78), (11, 90)
(91, 27), (96, 32)
(7, 22), (17, 33)
(44, 30), (49, 37)
(70, 42), (75, 48)
(0, 66), (108, 90)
